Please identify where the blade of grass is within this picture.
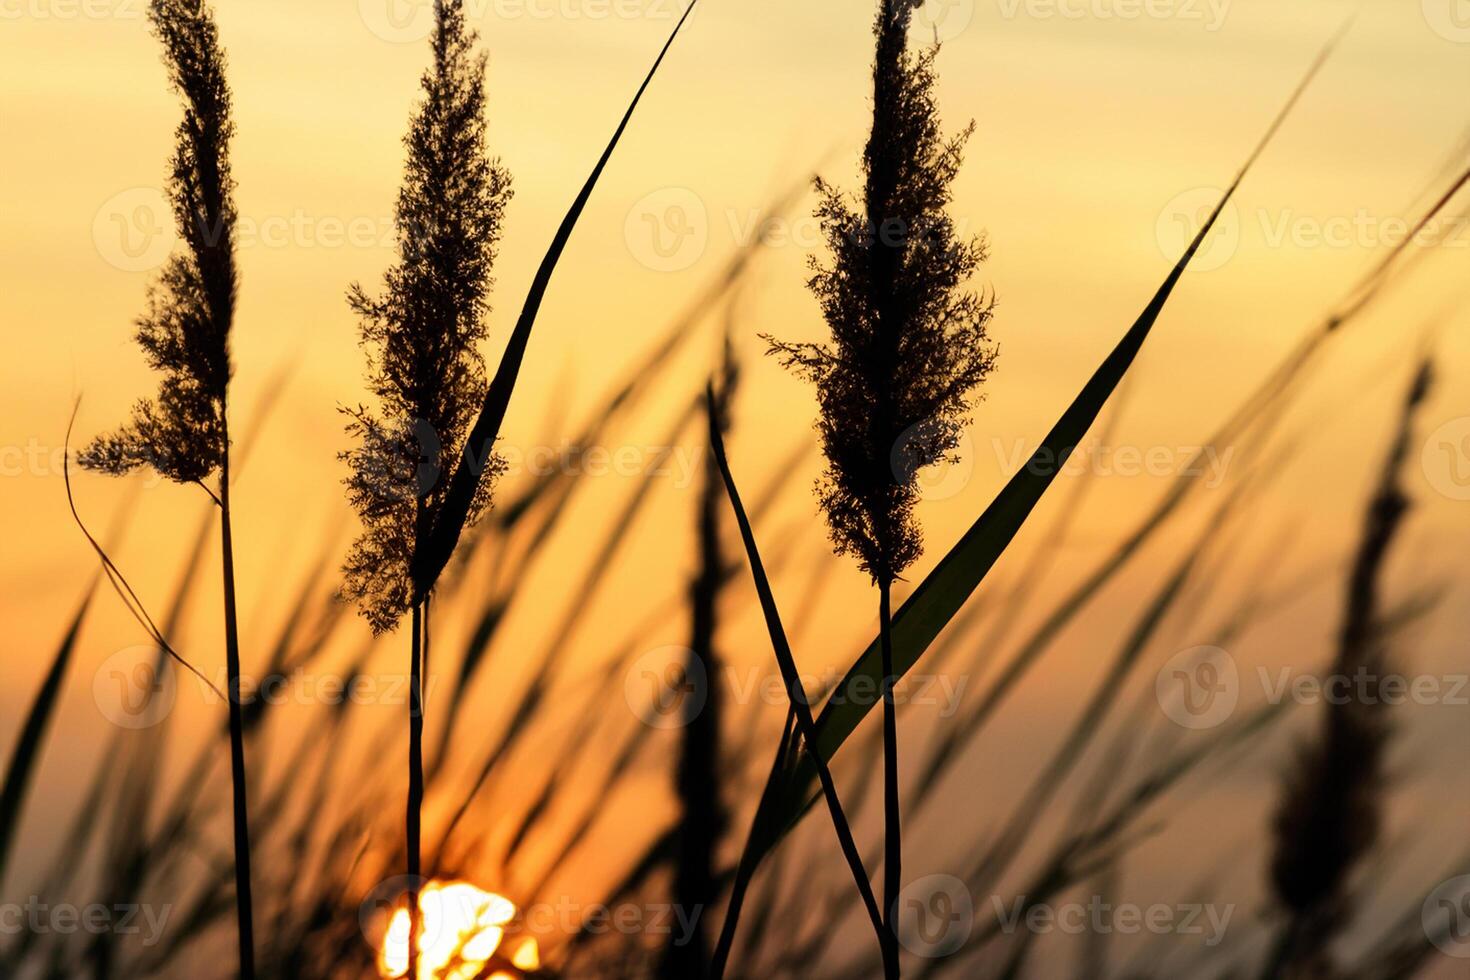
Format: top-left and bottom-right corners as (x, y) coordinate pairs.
(0, 581), (98, 892)
(705, 384), (892, 979)
(412, 0), (700, 600)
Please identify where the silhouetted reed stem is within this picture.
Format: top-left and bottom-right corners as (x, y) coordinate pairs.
(878, 579), (901, 972)
(408, 595), (426, 978)
(218, 447), (256, 979)
(706, 392), (896, 979)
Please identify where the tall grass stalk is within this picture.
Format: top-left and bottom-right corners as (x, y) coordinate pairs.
(340, 0), (512, 970)
(74, 0), (254, 972)
(766, 2), (997, 967)
(706, 389), (894, 979)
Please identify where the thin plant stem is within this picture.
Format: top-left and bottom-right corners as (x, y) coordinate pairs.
(408, 595), (426, 978)
(879, 578), (901, 978)
(218, 445), (256, 980)
(707, 394), (896, 978)
(710, 708), (796, 979)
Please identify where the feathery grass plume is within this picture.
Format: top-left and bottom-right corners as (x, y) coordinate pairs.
(1265, 360), (1433, 980)
(341, 0), (512, 634)
(765, 0), (995, 965)
(74, 1), (256, 974)
(662, 339), (738, 980)
(340, 0), (511, 970)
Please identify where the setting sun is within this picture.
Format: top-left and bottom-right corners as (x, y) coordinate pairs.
(378, 881), (536, 980)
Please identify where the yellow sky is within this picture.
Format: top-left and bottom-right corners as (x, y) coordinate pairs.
(1, 0), (1468, 966)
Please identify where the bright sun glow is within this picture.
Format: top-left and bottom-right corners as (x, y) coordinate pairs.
(377, 881), (538, 980)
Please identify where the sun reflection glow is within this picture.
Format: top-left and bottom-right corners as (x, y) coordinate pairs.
(376, 881), (538, 980)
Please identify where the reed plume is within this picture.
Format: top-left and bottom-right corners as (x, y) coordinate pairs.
(766, 1), (996, 968)
(662, 340), (738, 979)
(340, 0), (512, 971)
(76, 1), (255, 973)
(1265, 359), (1432, 980)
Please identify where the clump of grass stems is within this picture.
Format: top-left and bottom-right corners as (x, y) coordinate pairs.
(21, 11), (1470, 978)
(706, 385), (894, 979)
(764, 2), (997, 970)
(72, 0), (254, 972)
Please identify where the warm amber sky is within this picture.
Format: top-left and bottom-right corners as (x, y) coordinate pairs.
(2, 0), (1468, 969)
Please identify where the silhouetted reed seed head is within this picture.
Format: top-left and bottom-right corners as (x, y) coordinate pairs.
(341, 0), (513, 633)
(766, 0), (996, 584)
(79, 0), (237, 486)
(1269, 361), (1430, 962)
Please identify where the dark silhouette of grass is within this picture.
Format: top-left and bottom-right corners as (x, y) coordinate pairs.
(341, 0), (514, 964)
(409, 0), (701, 601)
(724, 24), (1350, 930)
(12, 10), (1470, 977)
(765, 5), (998, 963)
(17, 263), (1466, 980)
(70, 0), (255, 971)
(1264, 360), (1433, 979)
(663, 339), (739, 979)
(0, 580), (99, 893)
(707, 383), (894, 978)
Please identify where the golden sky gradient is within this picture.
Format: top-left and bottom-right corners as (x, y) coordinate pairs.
(2, 0), (1468, 971)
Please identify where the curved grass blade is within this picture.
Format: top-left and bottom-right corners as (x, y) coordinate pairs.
(413, 0), (700, 600)
(0, 582), (97, 892)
